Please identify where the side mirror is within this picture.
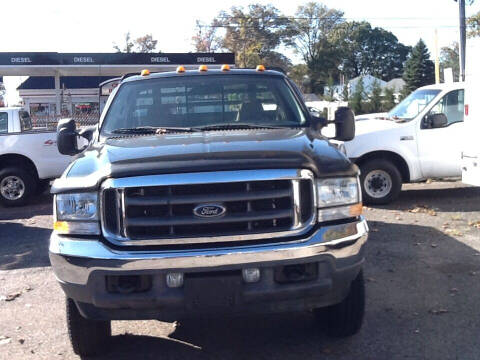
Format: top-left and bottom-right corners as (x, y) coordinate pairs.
(333, 107), (355, 141)
(78, 125), (96, 142)
(425, 113), (448, 128)
(57, 118), (80, 156)
(310, 115), (328, 132)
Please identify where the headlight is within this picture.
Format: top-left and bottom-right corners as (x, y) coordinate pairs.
(56, 193), (98, 220)
(317, 177), (360, 207)
(316, 177), (362, 222)
(54, 193), (100, 235)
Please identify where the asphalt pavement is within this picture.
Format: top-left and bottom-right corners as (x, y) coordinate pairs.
(1, 181), (480, 360)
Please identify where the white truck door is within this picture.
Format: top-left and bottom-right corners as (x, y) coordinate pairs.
(462, 38), (480, 186)
(17, 110), (71, 179)
(416, 88), (465, 178)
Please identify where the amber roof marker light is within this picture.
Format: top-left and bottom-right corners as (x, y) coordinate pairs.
(199, 65), (208, 72)
(176, 66), (186, 73)
(256, 64), (266, 72)
(140, 69), (150, 76)
(221, 64), (231, 71)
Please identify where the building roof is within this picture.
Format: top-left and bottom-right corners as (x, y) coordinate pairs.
(386, 78), (406, 92)
(349, 74), (387, 86)
(17, 76), (115, 90)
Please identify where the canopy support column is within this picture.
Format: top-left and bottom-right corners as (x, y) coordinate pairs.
(54, 72), (61, 115)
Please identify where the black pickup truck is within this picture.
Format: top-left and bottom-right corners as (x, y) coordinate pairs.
(49, 67), (368, 356)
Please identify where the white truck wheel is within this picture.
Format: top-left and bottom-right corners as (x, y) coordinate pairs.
(359, 159), (402, 205)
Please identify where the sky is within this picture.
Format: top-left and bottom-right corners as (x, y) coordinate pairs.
(2, 0), (480, 104)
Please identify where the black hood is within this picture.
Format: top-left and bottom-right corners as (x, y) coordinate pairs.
(52, 128), (357, 193)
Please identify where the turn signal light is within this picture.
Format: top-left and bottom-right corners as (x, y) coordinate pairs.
(199, 65), (208, 72)
(140, 69), (150, 76)
(176, 65), (186, 73)
(221, 64), (231, 71)
(349, 203), (363, 217)
(53, 221), (69, 233)
(256, 64), (266, 72)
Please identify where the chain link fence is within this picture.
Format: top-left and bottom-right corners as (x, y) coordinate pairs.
(31, 113), (100, 131)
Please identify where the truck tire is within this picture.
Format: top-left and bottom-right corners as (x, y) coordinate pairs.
(316, 270), (365, 338)
(359, 159), (402, 205)
(0, 167), (37, 207)
(66, 298), (111, 357)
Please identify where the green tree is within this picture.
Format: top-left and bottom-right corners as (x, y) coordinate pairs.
(134, 34), (158, 53)
(467, 10), (480, 38)
(113, 32), (159, 53)
(324, 75), (335, 101)
(402, 39), (435, 93)
(382, 86), (396, 111)
(113, 32), (134, 53)
(217, 4), (291, 69)
(192, 20), (221, 52)
(341, 82), (349, 101)
(398, 86), (411, 102)
(288, 64), (310, 92)
(333, 21), (411, 81)
(287, 2), (344, 93)
(368, 80), (383, 113)
(349, 76), (365, 115)
(440, 42), (459, 82)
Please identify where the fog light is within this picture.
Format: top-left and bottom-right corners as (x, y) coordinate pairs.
(166, 273), (184, 288)
(242, 268), (260, 283)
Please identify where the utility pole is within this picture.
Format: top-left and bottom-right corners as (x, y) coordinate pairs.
(458, 0), (466, 81)
(435, 29), (440, 83)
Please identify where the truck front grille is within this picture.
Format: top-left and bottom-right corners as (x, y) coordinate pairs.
(101, 169), (315, 247)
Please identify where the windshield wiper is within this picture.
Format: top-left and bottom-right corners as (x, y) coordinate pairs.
(110, 126), (198, 135)
(196, 123), (289, 131)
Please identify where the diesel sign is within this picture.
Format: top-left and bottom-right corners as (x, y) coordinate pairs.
(11, 57), (32, 63)
(151, 57), (170, 63)
(73, 57), (94, 63)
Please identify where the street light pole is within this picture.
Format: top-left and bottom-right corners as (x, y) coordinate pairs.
(458, 0), (466, 81)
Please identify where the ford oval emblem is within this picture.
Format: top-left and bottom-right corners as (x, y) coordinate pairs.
(193, 204), (226, 218)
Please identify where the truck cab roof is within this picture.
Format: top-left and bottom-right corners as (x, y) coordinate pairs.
(415, 82), (464, 91)
(122, 68), (286, 84)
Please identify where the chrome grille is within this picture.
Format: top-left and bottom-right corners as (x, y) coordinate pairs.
(101, 169), (316, 246)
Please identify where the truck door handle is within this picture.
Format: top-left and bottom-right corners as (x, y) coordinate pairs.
(400, 136), (414, 141)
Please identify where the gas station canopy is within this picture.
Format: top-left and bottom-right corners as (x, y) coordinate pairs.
(0, 52), (235, 76)
(1, 52), (235, 114)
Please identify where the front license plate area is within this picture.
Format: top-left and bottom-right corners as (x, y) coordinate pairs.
(184, 273), (241, 310)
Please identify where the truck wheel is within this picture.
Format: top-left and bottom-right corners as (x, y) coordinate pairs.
(0, 167), (37, 207)
(66, 298), (111, 357)
(359, 159), (402, 205)
(319, 270), (365, 338)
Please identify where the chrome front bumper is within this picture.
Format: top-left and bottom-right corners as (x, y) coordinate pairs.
(49, 218), (368, 286)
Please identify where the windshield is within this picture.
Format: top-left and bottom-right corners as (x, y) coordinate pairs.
(388, 89), (441, 120)
(101, 75), (306, 135)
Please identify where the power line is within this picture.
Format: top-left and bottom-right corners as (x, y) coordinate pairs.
(199, 24), (458, 29)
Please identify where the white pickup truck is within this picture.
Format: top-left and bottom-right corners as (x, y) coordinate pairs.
(343, 82), (465, 204)
(462, 38), (480, 187)
(0, 107), (71, 206)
